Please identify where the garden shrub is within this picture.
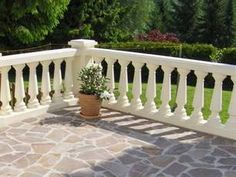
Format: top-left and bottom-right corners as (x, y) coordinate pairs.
(98, 41), (216, 61)
(221, 48), (236, 65)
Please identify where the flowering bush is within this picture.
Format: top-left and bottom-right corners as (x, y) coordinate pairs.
(78, 63), (111, 100)
(136, 29), (180, 43)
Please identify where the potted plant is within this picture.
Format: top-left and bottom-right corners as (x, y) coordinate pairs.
(78, 63), (111, 119)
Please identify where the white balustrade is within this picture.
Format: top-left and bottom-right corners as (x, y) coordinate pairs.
(143, 64), (158, 114)
(131, 62), (144, 112)
(40, 61), (52, 105)
(52, 59), (63, 103)
(0, 39), (236, 140)
(174, 68), (190, 119)
(64, 58), (74, 99)
(27, 62), (40, 108)
(0, 66), (12, 115)
(117, 60), (130, 109)
(14, 64), (27, 112)
(158, 66), (173, 117)
(105, 58), (116, 104)
(207, 73), (226, 126)
(190, 71), (208, 123)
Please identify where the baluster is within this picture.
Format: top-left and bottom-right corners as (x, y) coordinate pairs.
(40, 61), (52, 105)
(208, 73), (225, 125)
(159, 66), (174, 117)
(27, 62), (40, 108)
(14, 64), (27, 112)
(117, 60), (130, 108)
(64, 58), (74, 99)
(52, 59), (63, 103)
(105, 58), (116, 104)
(143, 64), (158, 114)
(174, 68), (190, 118)
(190, 71), (207, 123)
(0, 66), (12, 115)
(131, 62), (144, 112)
(226, 76), (236, 128)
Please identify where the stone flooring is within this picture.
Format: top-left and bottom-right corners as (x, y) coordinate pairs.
(0, 106), (235, 177)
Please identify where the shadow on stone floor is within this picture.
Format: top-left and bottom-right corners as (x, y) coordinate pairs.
(37, 106), (236, 177)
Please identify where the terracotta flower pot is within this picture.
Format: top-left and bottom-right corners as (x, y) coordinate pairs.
(79, 93), (102, 119)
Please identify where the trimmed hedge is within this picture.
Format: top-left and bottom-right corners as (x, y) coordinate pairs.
(98, 42), (217, 62)
(221, 48), (236, 65)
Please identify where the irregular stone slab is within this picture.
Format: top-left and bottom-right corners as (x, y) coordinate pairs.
(218, 158), (236, 165)
(166, 144), (192, 155)
(0, 143), (12, 154)
(149, 155), (175, 167)
(70, 168), (95, 177)
(218, 146), (236, 156)
(187, 149), (210, 159)
(39, 153), (61, 167)
(195, 141), (211, 149)
(78, 149), (113, 161)
(224, 171), (236, 177)
(46, 129), (69, 142)
(107, 143), (130, 153)
(212, 137), (236, 146)
(100, 161), (129, 177)
(20, 172), (41, 177)
(211, 148), (230, 157)
(200, 156), (216, 164)
(13, 144), (31, 153)
(188, 168), (223, 177)
(163, 163), (187, 176)
(25, 165), (49, 176)
(30, 126), (51, 133)
(54, 157), (89, 173)
(0, 153), (24, 163)
(140, 146), (162, 156)
(118, 154), (140, 164)
(179, 155), (194, 163)
(128, 162), (150, 177)
(32, 143), (54, 154)
(95, 136), (119, 147)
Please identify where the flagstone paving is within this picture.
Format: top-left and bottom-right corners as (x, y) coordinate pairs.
(0, 106), (235, 177)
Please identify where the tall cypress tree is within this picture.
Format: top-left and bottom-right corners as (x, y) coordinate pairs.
(171, 0), (199, 42)
(225, 0), (235, 47)
(196, 0), (227, 47)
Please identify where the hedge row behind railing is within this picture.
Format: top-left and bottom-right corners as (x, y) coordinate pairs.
(98, 42), (236, 64)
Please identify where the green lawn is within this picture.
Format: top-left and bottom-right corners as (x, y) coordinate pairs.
(114, 83), (232, 123)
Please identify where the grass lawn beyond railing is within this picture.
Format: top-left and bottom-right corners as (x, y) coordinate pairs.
(114, 83), (231, 123)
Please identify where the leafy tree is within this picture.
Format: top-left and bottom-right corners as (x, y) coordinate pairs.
(50, 0), (154, 42)
(0, 0), (69, 45)
(151, 0), (172, 32)
(118, 0), (154, 35)
(49, 0), (123, 42)
(225, 0), (235, 47)
(196, 0), (227, 47)
(171, 0), (199, 42)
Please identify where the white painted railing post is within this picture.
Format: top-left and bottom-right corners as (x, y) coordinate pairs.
(68, 39), (98, 95)
(14, 64), (27, 112)
(158, 66), (173, 117)
(226, 76), (236, 130)
(117, 60), (130, 109)
(64, 58), (74, 99)
(0, 66), (12, 115)
(105, 58), (116, 104)
(143, 64), (158, 114)
(52, 59), (63, 103)
(190, 71), (207, 123)
(131, 62), (144, 112)
(27, 62), (40, 108)
(174, 68), (190, 119)
(40, 61), (52, 105)
(207, 73), (226, 126)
